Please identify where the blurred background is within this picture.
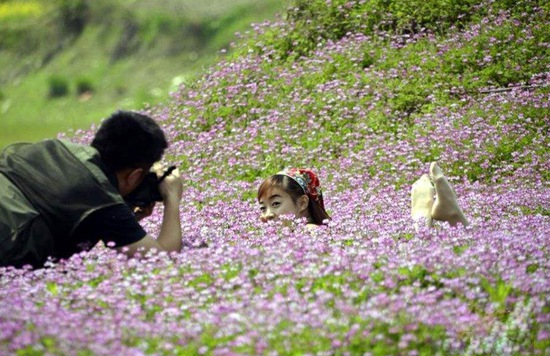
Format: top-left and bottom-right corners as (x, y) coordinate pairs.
(0, 0), (284, 149)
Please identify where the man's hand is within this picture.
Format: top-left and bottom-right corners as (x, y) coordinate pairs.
(122, 165), (184, 257)
(154, 165), (183, 205)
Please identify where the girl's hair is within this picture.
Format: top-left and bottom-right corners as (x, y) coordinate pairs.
(257, 173), (330, 225)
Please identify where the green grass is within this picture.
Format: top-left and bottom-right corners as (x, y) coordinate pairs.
(0, 0), (285, 149)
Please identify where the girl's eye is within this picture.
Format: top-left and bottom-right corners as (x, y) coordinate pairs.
(259, 206), (266, 212)
(272, 202), (280, 207)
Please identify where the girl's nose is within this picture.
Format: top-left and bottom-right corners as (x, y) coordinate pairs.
(261, 209), (275, 222)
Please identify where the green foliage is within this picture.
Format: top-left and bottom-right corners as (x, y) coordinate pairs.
(260, 316), (447, 355)
(16, 345), (43, 356)
(526, 263), (539, 274)
(221, 262), (242, 281)
(40, 336), (59, 354)
(47, 75), (69, 98)
(46, 281), (58, 296)
(57, 0), (89, 34)
(216, 2), (547, 182)
(75, 77), (94, 95)
(250, 0), (544, 61)
(480, 277), (516, 321)
(416, 86), (550, 181)
(0, 1), (50, 52)
(453, 245), (469, 256)
(189, 273), (215, 289)
(0, 0), (284, 149)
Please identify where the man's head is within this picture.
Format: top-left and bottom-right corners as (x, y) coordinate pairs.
(91, 111), (168, 195)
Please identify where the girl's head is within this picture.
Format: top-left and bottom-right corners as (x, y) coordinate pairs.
(257, 168), (330, 225)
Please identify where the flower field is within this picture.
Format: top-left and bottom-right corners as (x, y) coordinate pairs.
(1, 0), (549, 354)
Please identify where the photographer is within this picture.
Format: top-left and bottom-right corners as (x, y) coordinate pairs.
(0, 111), (183, 269)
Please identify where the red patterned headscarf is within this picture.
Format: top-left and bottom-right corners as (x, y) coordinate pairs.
(277, 168), (325, 210)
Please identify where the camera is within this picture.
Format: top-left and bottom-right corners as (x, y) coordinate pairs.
(125, 166), (176, 209)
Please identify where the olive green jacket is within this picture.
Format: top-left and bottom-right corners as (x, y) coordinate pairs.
(0, 139), (124, 268)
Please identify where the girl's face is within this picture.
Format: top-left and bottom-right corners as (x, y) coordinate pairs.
(258, 187), (304, 222)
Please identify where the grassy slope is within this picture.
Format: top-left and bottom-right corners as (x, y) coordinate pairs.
(0, 0), (284, 149)
(150, 0), (548, 184)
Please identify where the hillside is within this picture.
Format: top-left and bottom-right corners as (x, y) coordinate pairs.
(141, 0), (549, 185)
(0, 0), (284, 148)
(1, 0), (549, 354)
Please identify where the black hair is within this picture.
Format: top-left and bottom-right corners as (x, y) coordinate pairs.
(91, 110), (168, 171)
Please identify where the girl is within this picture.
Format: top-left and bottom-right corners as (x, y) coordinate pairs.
(257, 168), (330, 227)
(257, 162), (468, 228)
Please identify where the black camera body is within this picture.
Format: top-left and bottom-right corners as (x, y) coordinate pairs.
(124, 166), (176, 209)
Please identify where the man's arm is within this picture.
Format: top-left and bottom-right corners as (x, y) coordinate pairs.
(118, 167), (183, 256)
